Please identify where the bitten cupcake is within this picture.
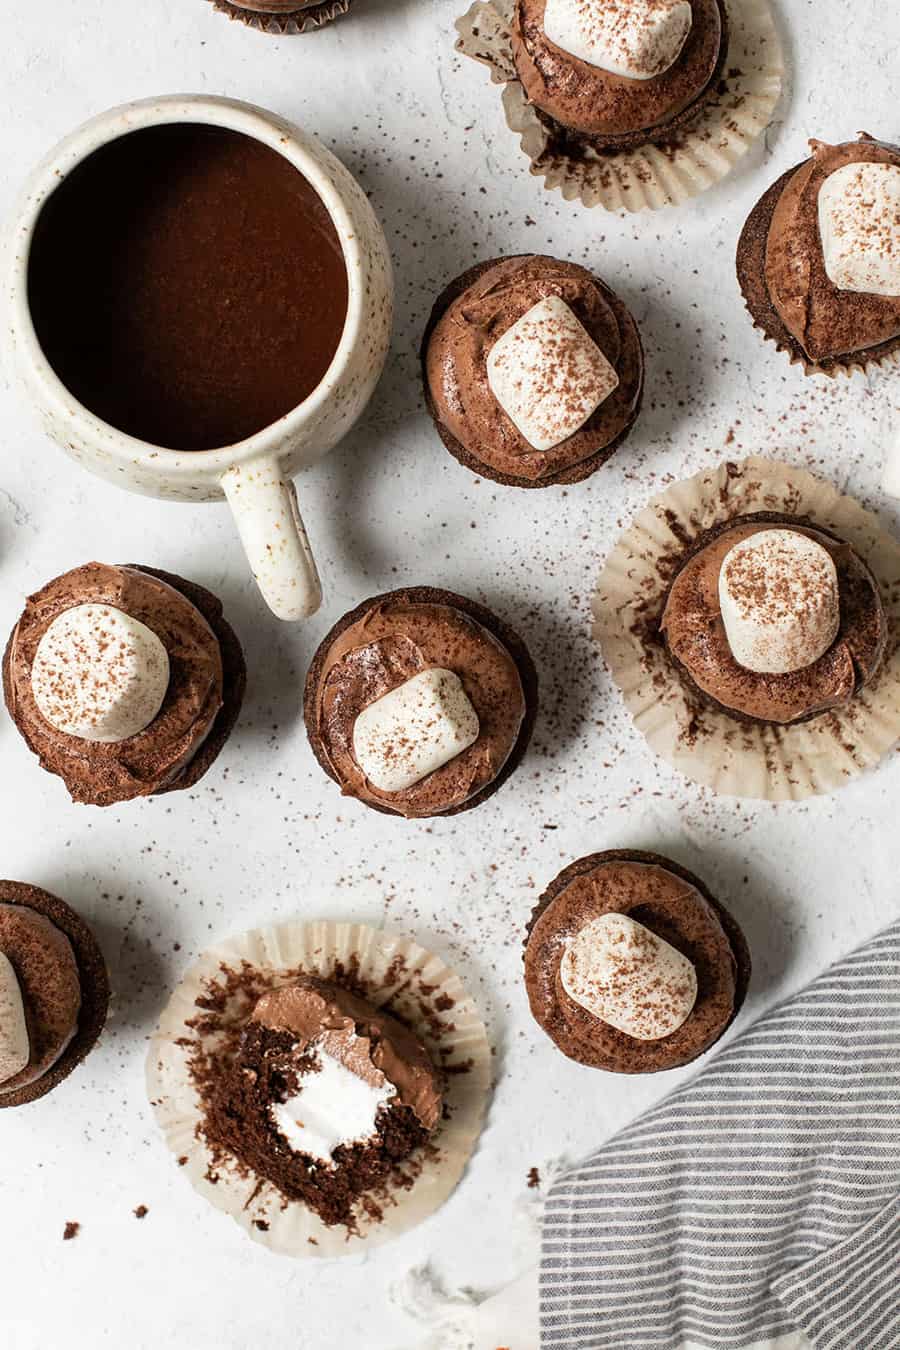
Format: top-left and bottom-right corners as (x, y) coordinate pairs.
(191, 976), (443, 1230)
(304, 587), (538, 817)
(524, 851), (750, 1073)
(3, 563), (246, 806)
(511, 0), (727, 152)
(0, 881), (109, 1108)
(148, 919), (491, 1254)
(660, 514), (887, 726)
(737, 135), (900, 375)
(422, 255), (643, 487)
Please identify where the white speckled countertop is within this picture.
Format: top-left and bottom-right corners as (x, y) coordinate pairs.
(2, 3), (899, 1348)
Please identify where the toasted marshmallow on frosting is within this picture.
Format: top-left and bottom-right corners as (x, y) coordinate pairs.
(353, 668), (480, 792)
(718, 530), (840, 675)
(0, 951), (30, 1086)
(486, 295), (619, 452)
(561, 912), (697, 1041)
(31, 603), (170, 743)
(271, 1043), (396, 1164)
(818, 162), (900, 297)
(543, 0), (692, 81)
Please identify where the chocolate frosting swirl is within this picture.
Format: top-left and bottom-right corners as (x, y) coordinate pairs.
(425, 256), (642, 483)
(765, 136), (900, 362)
(511, 0), (723, 142)
(251, 977), (443, 1132)
(661, 516), (887, 724)
(4, 563), (224, 805)
(525, 857), (740, 1073)
(310, 597), (526, 817)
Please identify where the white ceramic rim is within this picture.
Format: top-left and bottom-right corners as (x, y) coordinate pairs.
(8, 94), (365, 481)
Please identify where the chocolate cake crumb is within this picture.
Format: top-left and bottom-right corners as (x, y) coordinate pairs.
(183, 963), (447, 1234)
(63, 1221), (80, 1241)
(527, 1166), (541, 1189)
(133, 1205), (148, 1220)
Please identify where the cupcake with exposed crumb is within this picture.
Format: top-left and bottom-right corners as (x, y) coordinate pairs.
(193, 976), (443, 1230)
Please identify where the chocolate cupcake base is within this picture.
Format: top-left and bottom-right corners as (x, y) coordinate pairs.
(593, 455), (900, 801)
(660, 514), (887, 728)
(147, 920), (492, 1256)
(421, 257), (644, 489)
(207, 0), (351, 34)
(3, 566), (246, 807)
(0, 881), (110, 1109)
(737, 164), (900, 378)
(512, 0), (729, 156)
(525, 850), (751, 1073)
(304, 586), (538, 816)
(455, 0), (784, 213)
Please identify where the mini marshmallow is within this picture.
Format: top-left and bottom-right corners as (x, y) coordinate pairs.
(271, 1046), (395, 1164)
(31, 603), (170, 743)
(486, 295), (619, 453)
(818, 162), (900, 297)
(0, 951), (30, 1086)
(353, 668), (480, 792)
(543, 0), (692, 81)
(719, 530), (840, 675)
(561, 913), (697, 1041)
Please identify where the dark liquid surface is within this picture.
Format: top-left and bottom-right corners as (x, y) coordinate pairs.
(28, 124), (350, 451)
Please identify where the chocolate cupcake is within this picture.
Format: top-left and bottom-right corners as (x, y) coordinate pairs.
(423, 255), (643, 488)
(524, 851), (750, 1073)
(3, 563), (246, 806)
(207, 0), (351, 35)
(191, 975), (443, 1230)
(510, 0), (728, 154)
(660, 513), (887, 726)
(737, 135), (900, 375)
(304, 587), (537, 817)
(0, 881), (109, 1108)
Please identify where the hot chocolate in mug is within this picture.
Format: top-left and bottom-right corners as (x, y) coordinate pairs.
(5, 95), (394, 620)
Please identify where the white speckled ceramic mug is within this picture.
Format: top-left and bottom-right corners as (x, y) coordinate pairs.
(5, 95), (394, 620)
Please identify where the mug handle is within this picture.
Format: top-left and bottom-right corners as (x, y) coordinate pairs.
(221, 458), (322, 621)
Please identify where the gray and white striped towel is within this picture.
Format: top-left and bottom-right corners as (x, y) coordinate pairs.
(541, 920), (900, 1350)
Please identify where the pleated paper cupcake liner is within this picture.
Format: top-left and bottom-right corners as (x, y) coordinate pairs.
(455, 0), (784, 212)
(207, 0), (351, 35)
(147, 920), (491, 1257)
(593, 456), (900, 800)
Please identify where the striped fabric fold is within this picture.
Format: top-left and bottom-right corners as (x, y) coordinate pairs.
(540, 921), (900, 1350)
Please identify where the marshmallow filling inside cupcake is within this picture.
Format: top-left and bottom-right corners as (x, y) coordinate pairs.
(190, 977), (443, 1230)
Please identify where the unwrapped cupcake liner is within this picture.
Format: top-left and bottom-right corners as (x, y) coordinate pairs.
(593, 456), (900, 800)
(206, 0), (351, 35)
(146, 920), (492, 1257)
(455, 0), (784, 212)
